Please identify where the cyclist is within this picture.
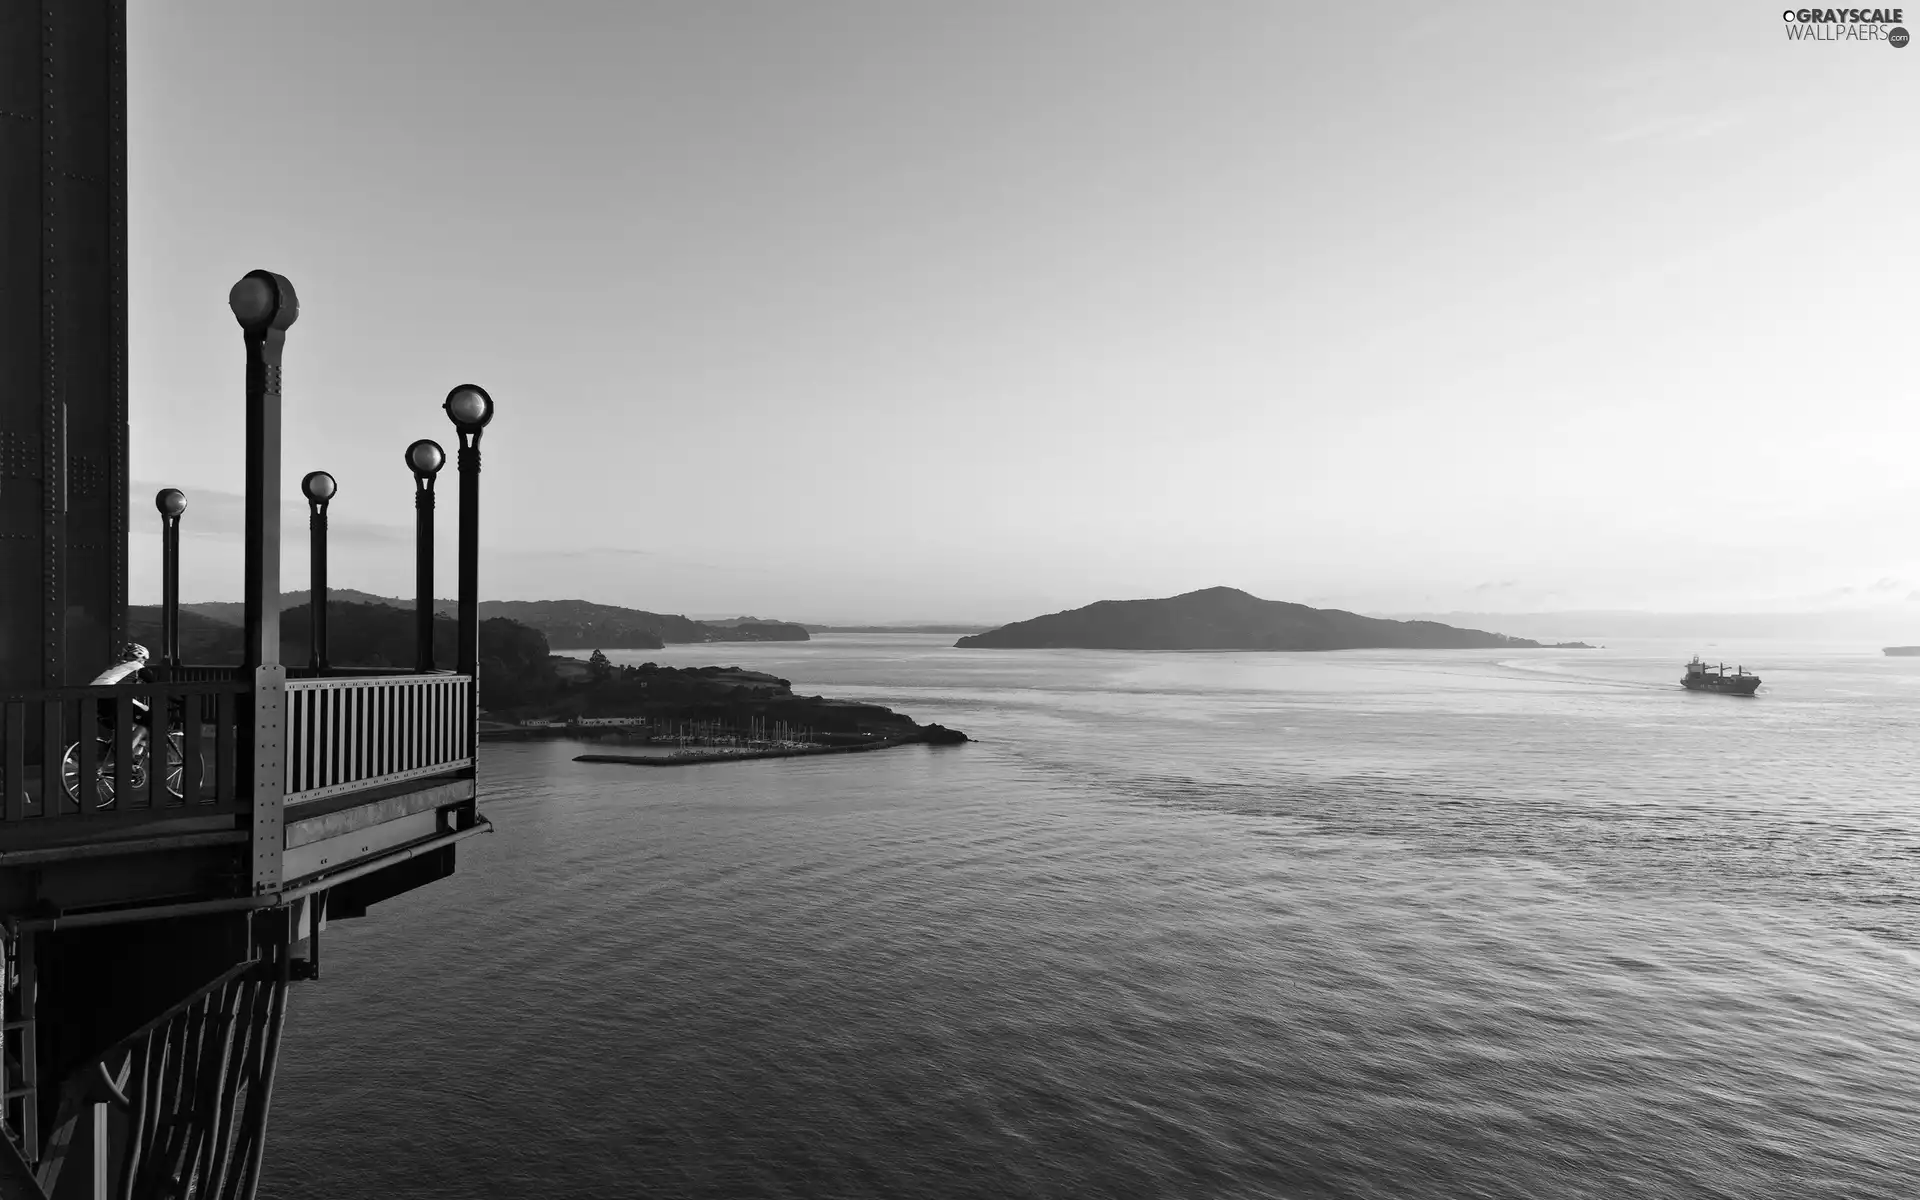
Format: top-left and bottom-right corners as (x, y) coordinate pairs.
(89, 642), (153, 722)
(66, 642), (157, 806)
(90, 641), (151, 686)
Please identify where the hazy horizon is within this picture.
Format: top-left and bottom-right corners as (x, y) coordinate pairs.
(136, 543), (1920, 642)
(127, 3), (1917, 623)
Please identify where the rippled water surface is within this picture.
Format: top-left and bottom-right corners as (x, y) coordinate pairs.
(269, 636), (1920, 1198)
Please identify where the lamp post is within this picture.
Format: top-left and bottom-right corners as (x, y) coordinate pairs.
(301, 472), (337, 674)
(228, 271), (296, 671)
(405, 439), (445, 672)
(230, 269), (297, 896)
(442, 386), (493, 695)
(155, 489), (187, 675)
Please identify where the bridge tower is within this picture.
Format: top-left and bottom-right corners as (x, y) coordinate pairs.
(0, 5), (492, 1196)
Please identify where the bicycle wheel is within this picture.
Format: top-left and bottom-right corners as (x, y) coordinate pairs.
(163, 732), (205, 801)
(60, 740), (119, 809)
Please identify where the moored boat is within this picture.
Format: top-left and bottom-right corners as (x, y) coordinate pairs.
(1682, 656), (1760, 695)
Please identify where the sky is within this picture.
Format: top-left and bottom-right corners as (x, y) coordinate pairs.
(127, 2), (1919, 624)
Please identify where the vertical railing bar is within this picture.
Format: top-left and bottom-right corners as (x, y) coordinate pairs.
(351, 685), (362, 785)
(300, 686), (311, 795)
(216, 689), (235, 809)
(284, 688), (295, 798)
(75, 699), (96, 817)
(114, 693), (135, 813)
(40, 700), (60, 819)
(331, 687), (342, 790)
(308, 687), (319, 793)
(295, 688), (308, 796)
(4, 702), (23, 822)
(184, 687), (204, 805)
(285, 688), (298, 798)
(307, 688), (317, 793)
(322, 689), (335, 791)
(156, 688), (176, 810)
(295, 683), (307, 794)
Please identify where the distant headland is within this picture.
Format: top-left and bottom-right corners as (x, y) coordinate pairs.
(183, 591), (809, 649)
(132, 599), (962, 748)
(955, 587), (1542, 652)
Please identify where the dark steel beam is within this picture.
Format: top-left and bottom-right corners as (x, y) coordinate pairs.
(5, 819), (494, 932)
(229, 271), (296, 895)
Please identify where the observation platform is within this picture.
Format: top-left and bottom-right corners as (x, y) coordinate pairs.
(0, 665), (486, 924)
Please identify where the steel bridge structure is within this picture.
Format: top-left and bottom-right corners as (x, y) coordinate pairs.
(0, 4), (494, 1196)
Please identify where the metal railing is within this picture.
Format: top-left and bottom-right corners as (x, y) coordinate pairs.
(284, 674), (472, 804)
(0, 681), (249, 823)
(166, 664), (428, 683)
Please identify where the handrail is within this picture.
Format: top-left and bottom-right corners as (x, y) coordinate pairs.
(1, 681), (250, 823)
(168, 665), (455, 682)
(0, 681), (252, 702)
(5, 670), (474, 831)
(284, 673), (473, 804)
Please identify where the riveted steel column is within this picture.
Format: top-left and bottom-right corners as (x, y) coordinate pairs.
(230, 271), (296, 892)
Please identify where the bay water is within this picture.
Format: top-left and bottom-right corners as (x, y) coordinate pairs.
(267, 635), (1920, 1198)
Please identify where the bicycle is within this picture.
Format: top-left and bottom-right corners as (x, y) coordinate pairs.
(61, 643), (206, 809)
(59, 702), (202, 809)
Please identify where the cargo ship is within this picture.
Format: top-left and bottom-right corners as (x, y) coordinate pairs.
(1682, 657), (1760, 695)
(1884, 646), (1920, 656)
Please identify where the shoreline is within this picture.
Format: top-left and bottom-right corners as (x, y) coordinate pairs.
(575, 739), (913, 767)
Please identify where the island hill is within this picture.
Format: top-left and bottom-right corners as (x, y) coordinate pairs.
(136, 599), (962, 746)
(183, 591), (809, 650)
(956, 586), (1546, 651)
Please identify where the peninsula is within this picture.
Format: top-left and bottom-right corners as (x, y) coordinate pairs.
(955, 586), (1542, 651)
(183, 592), (810, 649)
(132, 600), (963, 746)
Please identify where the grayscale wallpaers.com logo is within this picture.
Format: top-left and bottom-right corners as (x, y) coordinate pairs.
(1782, 7), (1910, 43)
